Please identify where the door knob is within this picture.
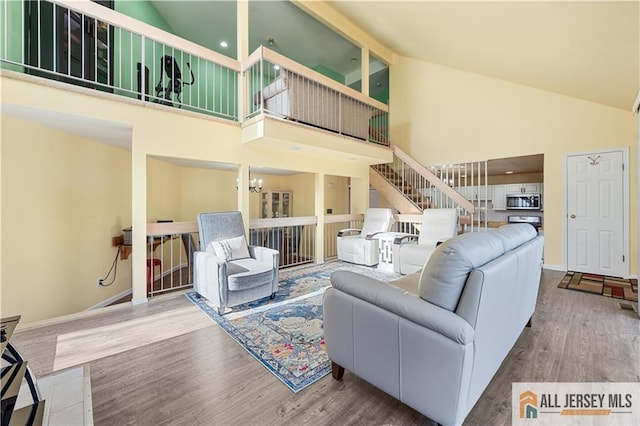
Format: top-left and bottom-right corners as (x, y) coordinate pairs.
(569, 213), (576, 219)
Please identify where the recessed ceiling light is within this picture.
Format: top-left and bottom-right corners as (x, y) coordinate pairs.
(348, 157), (357, 160)
(292, 146), (301, 151)
(220, 41), (228, 48)
(274, 65), (280, 70)
(505, 170), (514, 174)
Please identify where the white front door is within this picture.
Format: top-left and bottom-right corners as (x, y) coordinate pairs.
(566, 150), (626, 276)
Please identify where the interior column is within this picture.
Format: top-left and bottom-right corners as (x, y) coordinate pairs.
(315, 173), (326, 263)
(237, 164), (250, 236)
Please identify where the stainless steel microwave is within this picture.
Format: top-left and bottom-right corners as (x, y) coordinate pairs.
(506, 193), (541, 210)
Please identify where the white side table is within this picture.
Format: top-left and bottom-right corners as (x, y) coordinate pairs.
(374, 232), (411, 272)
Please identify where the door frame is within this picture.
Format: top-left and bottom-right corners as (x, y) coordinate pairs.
(563, 147), (630, 277)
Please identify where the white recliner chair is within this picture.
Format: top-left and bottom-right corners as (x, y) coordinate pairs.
(337, 208), (394, 266)
(394, 208), (459, 274)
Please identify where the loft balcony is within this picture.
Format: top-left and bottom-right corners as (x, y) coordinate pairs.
(242, 47), (390, 163)
(0, 0), (391, 163)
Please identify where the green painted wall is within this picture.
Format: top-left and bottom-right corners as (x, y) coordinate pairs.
(312, 64), (345, 84)
(113, 0), (237, 119)
(114, 0), (173, 32)
(0, 0), (28, 72)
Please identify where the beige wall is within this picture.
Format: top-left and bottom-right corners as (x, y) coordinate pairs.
(1, 116), (132, 322)
(179, 166), (238, 221)
(390, 56), (638, 272)
(1, 75), (375, 321)
(147, 157), (182, 222)
(324, 175), (349, 214)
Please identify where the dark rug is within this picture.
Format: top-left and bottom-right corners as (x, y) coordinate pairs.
(558, 271), (638, 302)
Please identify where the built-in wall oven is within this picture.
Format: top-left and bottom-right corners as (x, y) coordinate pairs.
(506, 193), (541, 210)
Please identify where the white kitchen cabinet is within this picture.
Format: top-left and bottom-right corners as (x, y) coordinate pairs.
(492, 185), (507, 210)
(506, 183), (541, 194)
(476, 185), (490, 201)
(457, 185), (491, 201)
(456, 186), (473, 201)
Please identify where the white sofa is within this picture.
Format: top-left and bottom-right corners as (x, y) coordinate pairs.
(324, 224), (544, 425)
(260, 70), (373, 140)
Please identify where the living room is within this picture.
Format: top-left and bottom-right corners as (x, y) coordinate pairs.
(1, 0), (638, 424)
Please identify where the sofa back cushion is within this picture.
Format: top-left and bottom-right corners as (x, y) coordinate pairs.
(359, 208), (393, 237)
(418, 232), (505, 311)
(493, 223), (537, 251)
(417, 208), (459, 246)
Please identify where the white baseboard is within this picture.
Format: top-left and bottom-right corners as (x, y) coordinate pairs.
(86, 289), (132, 310)
(87, 263), (189, 311)
(543, 264), (566, 272)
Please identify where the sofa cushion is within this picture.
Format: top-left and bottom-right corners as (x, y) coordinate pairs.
(208, 236), (250, 261)
(226, 258), (274, 291)
(418, 232), (505, 311)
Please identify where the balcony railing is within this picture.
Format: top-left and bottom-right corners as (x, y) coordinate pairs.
(145, 221), (199, 297)
(133, 210), (495, 298)
(249, 216), (318, 268)
(244, 46), (390, 146)
(0, 0), (240, 120)
(1, 1), (393, 145)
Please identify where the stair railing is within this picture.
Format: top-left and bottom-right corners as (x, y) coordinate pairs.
(372, 144), (475, 210)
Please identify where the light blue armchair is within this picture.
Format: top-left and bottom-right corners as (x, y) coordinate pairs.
(194, 212), (279, 314)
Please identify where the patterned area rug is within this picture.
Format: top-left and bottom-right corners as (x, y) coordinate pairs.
(558, 271), (638, 302)
(186, 260), (400, 393)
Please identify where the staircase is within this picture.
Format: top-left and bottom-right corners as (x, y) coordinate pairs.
(373, 164), (432, 211)
(371, 145), (487, 231)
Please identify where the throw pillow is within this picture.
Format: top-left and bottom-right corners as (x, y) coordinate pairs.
(208, 236), (250, 261)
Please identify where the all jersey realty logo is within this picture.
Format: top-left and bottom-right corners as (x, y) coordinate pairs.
(513, 383), (640, 425)
(520, 390), (538, 419)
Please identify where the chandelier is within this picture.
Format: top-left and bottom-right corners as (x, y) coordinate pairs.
(236, 168), (263, 193)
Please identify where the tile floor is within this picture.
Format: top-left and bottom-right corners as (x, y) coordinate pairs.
(15, 365), (92, 425)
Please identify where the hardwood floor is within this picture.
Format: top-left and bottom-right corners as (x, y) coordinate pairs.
(11, 269), (639, 425)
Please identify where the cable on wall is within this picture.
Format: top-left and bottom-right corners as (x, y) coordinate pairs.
(98, 246), (121, 287)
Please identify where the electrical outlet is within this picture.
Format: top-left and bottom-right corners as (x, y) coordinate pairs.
(97, 278), (103, 287)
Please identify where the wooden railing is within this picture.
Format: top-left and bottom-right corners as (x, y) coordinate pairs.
(372, 145), (490, 232)
(243, 46), (390, 146)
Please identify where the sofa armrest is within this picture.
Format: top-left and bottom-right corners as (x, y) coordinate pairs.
(393, 234), (418, 245)
(194, 251), (228, 307)
(363, 231), (388, 240)
(330, 271), (474, 344)
(337, 228), (362, 237)
(249, 245), (279, 267)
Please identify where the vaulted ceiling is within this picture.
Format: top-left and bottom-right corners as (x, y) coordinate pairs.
(151, 0), (638, 111)
(329, 0), (639, 111)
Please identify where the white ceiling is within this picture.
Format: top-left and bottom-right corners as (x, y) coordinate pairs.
(329, 0), (639, 110)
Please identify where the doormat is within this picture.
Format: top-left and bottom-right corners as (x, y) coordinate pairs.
(558, 271), (638, 302)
